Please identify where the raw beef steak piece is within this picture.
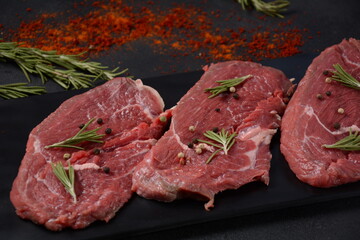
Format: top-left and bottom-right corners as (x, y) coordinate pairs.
(10, 78), (170, 231)
(132, 61), (293, 209)
(280, 38), (360, 187)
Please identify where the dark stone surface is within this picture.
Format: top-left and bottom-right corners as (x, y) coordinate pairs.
(1, 1), (360, 239)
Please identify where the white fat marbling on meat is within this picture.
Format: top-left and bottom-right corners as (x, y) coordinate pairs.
(141, 105), (157, 121)
(226, 106), (236, 120)
(33, 137), (42, 153)
(34, 170), (63, 196)
(135, 79), (165, 117)
(170, 123), (190, 150)
(238, 126), (277, 169)
(96, 102), (106, 112)
(342, 53), (360, 68)
(72, 163), (100, 171)
(304, 105), (360, 135)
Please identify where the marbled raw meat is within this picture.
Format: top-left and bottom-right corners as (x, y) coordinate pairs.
(10, 77), (169, 230)
(280, 38), (360, 187)
(132, 61), (293, 209)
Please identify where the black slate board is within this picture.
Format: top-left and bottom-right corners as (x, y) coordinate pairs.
(1, 54), (360, 240)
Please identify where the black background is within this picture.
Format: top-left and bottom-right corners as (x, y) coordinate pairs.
(1, 1), (360, 240)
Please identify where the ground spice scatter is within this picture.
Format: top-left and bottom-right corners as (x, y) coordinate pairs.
(2, 0), (311, 62)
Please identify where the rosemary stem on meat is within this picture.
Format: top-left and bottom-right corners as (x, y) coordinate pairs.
(330, 64), (360, 90)
(51, 161), (77, 203)
(45, 118), (105, 150)
(323, 130), (360, 151)
(205, 75), (252, 98)
(198, 128), (237, 164)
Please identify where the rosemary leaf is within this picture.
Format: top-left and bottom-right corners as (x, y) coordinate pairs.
(235, 0), (290, 18)
(198, 128), (237, 164)
(0, 41), (128, 90)
(330, 64), (360, 90)
(51, 161), (77, 203)
(323, 130), (360, 151)
(205, 75), (252, 98)
(45, 118), (105, 149)
(0, 83), (46, 99)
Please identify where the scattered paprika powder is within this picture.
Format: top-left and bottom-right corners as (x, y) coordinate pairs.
(2, 0), (310, 63)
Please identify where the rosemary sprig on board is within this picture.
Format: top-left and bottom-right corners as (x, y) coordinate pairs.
(51, 161), (77, 203)
(0, 83), (46, 99)
(198, 129), (237, 164)
(0, 41), (128, 91)
(236, 0), (290, 18)
(323, 130), (360, 151)
(205, 75), (252, 98)
(330, 64), (360, 90)
(45, 118), (105, 150)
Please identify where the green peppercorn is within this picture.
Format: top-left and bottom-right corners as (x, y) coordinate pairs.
(159, 116), (167, 122)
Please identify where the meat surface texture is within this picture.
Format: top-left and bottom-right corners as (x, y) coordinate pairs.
(132, 61), (292, 209)
(10, 77), (169, 231)
(280, 38), (360, 187)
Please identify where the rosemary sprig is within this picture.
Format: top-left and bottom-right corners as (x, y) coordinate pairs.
(323, 130), (360, 151)
(330, 64), (360, 90)
(45, 118), (105, 150)
(205, 74), (252, 98)
(198, 128), (237, 164)
(0, 41), (128, 90)
(51, 161), (77, 203)
(0, 83), (46, 99)
(236, 0), (290, 18)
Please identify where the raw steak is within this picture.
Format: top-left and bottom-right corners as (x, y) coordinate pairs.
(10, 77), (169, 231)
(132, 61), (293, 209)
(280, 38), (360, 187)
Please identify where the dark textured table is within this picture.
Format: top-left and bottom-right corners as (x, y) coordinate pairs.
(1, 1), (360, 240)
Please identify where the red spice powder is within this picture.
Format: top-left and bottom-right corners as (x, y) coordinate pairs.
(3, 0), (309, 62)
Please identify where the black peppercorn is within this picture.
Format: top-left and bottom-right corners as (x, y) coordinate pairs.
(325, 91), (331, 96)
(333, 122), (340, 130)
(192, 139), (199, 144)
(187, 142), (194, 148)
(78, 123), (85, 129)
(97, 118), (103, 124)
(323, 70), (330, 76)
(232, 93), (239, 99)
(215, 108), (220, 112)
(103, 166), (110, 174)
(93, 148), (101, 155)
(316, 94), (324, 100)
(105, 128), (112, 134)
(212, 127), (219, 133)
